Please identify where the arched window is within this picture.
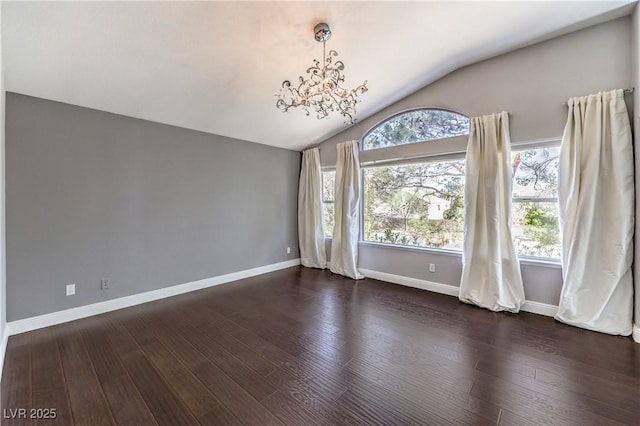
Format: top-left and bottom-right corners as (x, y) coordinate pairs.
(362, 108), (469, 150)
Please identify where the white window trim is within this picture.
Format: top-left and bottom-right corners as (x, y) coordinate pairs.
(357, 136), (562, 266)
(321, 169), (336, 238)
(511, 140), (561, 262)
(360, 153), (466, 253)
(360, 106), (470, 152)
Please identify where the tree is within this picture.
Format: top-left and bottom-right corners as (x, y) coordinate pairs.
(363, 109), (469, 149)
(511, 147), (561, 258)
(363, 160), (465, 248)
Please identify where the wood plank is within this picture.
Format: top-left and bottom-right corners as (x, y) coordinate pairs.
(118, 352), (199, 426)
(139, 338), (239, 424)
(29, 328), (73, 426)
(79, 324), (158, 425)
(3, 266), (639, 426)
(172, 303), (278, 377)
(257, 390), (327, 426)
(1, 333), (32, 426)
(171, 317), (277, 402)
(56, 330), (115, 426)
(135, 310), (283, 425)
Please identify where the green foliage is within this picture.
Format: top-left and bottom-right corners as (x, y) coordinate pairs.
(363, 109), (469, 149)
(523, 205), (559, 248)
(363, 160), (465, 250)
(524, 205), (557, 228)
(357, 142), (561, 258)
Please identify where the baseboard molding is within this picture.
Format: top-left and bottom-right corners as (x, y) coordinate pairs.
(633, 324), (640, 344)
(521, 300), (559, 317)
(359, 268), (558, 318)
(359, 268), (459, 297)
(6, 258), (300, 336)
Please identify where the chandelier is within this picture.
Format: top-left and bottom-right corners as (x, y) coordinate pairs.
(275, 23), (368, 124)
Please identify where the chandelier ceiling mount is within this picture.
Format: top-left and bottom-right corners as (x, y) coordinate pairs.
(275, 23), (368, 124)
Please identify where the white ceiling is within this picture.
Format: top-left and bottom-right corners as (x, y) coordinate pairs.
(2, 1), (636, 151)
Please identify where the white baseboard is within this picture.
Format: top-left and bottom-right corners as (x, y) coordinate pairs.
(359, 268), (558, 318)
(359, 268), (459, 297)
(521, 300), (559, 317)
(6, 259), (300, 336)
(633, 324), (640, 344)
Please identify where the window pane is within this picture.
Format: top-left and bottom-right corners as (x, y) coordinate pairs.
(364, 160), (465, 250)
(322, 171), (335, 237)
(323, 202), (334, 237)
(512, 202), (561, 259)
(512, 147), (560, 199)
(363, 109), (469, 150)
(322, 171), (335, 202)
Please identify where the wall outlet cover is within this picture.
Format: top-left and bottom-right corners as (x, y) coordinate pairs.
(66, 284), (75, 296)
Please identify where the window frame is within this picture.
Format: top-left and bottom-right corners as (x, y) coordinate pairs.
(358, 107), (471, 254)
(361, 107), (471, 151)
(321, 168), (335, 238)
(510, 139), (562, 263)
(360, 152), (467, 253)
(357, 106), (562, 264)
(322, 104), (562, 266)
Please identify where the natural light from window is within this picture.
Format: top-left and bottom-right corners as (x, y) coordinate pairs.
(361, 147), (560, 260)
(322, 170), (335, 237)
(362, 109), (470, 150)
(363, 160), (465, 250)
(511, 146), (560, 259)
(323, 107), (560, 261)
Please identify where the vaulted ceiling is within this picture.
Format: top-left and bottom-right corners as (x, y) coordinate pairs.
(2, 1), (636, 151)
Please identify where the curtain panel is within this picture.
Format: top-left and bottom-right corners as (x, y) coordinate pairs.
(298, 148), (327, 269)
(556, 89), (634, 336)
(330, 140), (364, 279)
(459, 111), (525, 313)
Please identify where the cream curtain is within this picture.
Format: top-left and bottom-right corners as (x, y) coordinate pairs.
(330, 140), (363, 279)
(556, 89), (634, 336)
(298, 148), (327, 269)
(459, 112), (525, 312)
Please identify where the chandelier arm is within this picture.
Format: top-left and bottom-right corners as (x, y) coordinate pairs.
(276, 22), (367, 123)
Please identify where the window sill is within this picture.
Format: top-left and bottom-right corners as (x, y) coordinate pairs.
(355, 240), (562, 268)
(518, 257), (562, 269)
(358, 240), (462, 257)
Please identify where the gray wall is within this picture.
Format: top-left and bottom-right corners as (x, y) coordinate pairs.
(633, 5), (639, 331)
(6, 93), (300, 321)
(319, 17), (632, 307)
(0, 4), (6, 346)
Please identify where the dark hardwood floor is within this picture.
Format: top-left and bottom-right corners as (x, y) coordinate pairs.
(2, 266), (639, 425)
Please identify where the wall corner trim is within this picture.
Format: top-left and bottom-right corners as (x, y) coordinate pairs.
(0, 327), (8, 382)
(359, 268), (559, 318)
(633, 323), (640, 344)
(6, 259), (301, 336)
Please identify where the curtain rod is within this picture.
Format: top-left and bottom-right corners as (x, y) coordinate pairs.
(562, 88), (634, 105)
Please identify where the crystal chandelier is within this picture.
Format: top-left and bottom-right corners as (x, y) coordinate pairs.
(275, 23), (368, 124)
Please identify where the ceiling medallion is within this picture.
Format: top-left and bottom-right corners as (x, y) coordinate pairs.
(275, 23), (368, 124)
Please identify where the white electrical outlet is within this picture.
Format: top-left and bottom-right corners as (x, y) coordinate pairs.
(429, 264), (436, 273)
(66, 284), (76, 296)
(287, 247), (291, 254)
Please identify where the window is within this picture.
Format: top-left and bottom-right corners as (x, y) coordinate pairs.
(322, 170), (335, 237)
(511, 146), (560, 259)
(363, 159), (465, 250)
(362, 108), (469, 150)
(358, 107), (559, 261)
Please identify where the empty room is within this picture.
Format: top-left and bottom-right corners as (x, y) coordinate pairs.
(0, 1), (639, 425)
